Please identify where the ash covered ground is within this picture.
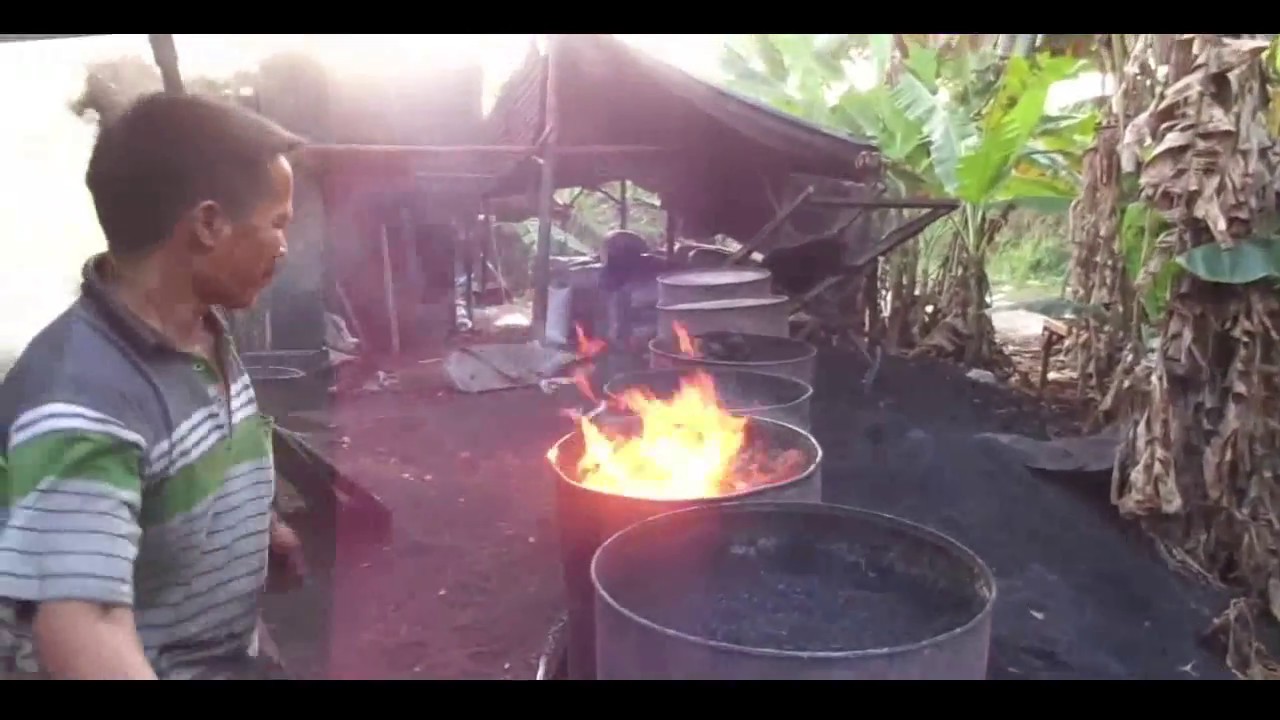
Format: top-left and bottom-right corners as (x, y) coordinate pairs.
(808, 348), (1231, 680)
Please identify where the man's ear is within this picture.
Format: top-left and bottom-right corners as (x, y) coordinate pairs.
(191, 200), (232, 252)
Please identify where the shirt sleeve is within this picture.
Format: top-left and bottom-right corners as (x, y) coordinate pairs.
(0, 401), (147, 607)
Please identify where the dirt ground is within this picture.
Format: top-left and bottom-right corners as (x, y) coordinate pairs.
(265, 359), (572, 680)
(261, 332), (1235, 680)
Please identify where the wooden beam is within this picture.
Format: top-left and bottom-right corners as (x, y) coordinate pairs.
(304, 144), (538, 157)
(532, 34), (561, 343)
(846, 205), (956, 268)
(619, 180), (629, 230)
(553, 145), (668, 156)
(379, 224), (401, 357)
(301, 144), (666, 162)
(807, 197), (960, 210)
(723, 185), (816, 266)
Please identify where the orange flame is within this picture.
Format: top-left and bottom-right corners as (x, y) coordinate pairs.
(548, 325), (804, 500)
(672, 321), (702, 357)
(575, 370), (747, 499)
(571, 323), (606, 402)
(575, 323), (607, 359)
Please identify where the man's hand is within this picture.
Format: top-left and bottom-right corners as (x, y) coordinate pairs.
(267, 514), (307, 593)
(33, 601), (157, 679)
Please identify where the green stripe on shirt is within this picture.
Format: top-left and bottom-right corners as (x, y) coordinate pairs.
(4, 429), (143, 505)
(141, 412), (272, 524)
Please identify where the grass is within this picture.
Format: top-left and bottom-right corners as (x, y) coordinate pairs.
(987, 210), (1071, 300)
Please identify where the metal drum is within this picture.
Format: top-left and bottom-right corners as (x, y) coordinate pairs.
(656, 296), (791, 341)
(548, 416), (823, 680)
(656, 268), (773, 306)
(603, 368), (813, 430)
(593, 502), (997, 680)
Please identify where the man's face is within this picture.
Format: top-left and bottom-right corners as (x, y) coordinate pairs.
(191, 154), (295, 310)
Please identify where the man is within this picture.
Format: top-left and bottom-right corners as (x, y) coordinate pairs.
(598, 229), (664, 349)
(0, 92), (307, 680)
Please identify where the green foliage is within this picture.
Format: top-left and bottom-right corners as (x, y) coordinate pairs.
(720, 34), (1097, 331)
(724, 34), (1094, 219)
(1176, 238), (1280, 285)
(1120, 201), (1177, 318)
(505, 218), (592, 256)
(551, 183), (668, 254)
(988, 211), (1072, 287)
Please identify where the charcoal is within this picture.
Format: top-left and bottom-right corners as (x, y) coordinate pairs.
(698, 332), (753, 362)
(620, 549), (978, 654)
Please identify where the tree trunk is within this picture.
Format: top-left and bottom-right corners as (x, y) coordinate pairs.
(148, 34), (185, 94)
(962, 251), (992, 366)
(1110, 33), (1280, 680)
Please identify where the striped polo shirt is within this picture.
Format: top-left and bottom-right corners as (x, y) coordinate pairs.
(0, 254), (276, 679)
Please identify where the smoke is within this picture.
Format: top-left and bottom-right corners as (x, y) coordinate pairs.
(67, 55), (163, 127)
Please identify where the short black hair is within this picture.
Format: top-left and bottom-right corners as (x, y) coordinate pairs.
(85, 92), (305, 258)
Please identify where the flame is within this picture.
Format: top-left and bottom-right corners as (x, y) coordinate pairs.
(575, 323), (607, 359)
(575, 370), (748, 499)
(672, 321), (702, 357)
(571, 323), (606, 402)
(548, 324), (805, 501)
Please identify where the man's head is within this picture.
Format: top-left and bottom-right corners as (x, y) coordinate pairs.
(86, 92), (305, 309)
(599, 229), (650, 291)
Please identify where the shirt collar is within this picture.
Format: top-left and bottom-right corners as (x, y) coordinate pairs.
(79, 252), (232, 356)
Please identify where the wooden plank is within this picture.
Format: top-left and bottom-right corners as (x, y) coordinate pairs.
(1043, 316), (1073, 337)
(723, 185), (816, 265)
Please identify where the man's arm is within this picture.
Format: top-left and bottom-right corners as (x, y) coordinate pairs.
(0, 401), (154, 679)
(266, 511), (306, 593)
(33, 602), (156, 679)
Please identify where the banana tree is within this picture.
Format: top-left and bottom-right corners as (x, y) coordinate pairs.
(838, 48), (1094, 362)
(721, 35), (1096, 362)
(942, 54), (1091, 361)
(720, 34), (871, 130)
(722, 35), (965, 347)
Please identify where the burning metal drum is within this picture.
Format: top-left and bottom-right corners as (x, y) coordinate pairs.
(591, 502), (997, 680)
(547, 416), (823, 680)
(656, 268), (774, 307)
(603, 368), (813, 431)
(649, 330), (818, 385)
(655, 296), (791, 341)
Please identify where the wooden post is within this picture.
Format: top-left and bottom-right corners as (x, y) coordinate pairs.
(462, 216), (476, 326)
(148, 34), (185, 94)
(665, 210), (677, 259)
(482, 202), (510, 302)
(531, 35), (561, 344)
(618, 180), (629, 230)
(476, 207), (490, 298)
(379, 224), (401, 357)
(399, 205), (422, 315)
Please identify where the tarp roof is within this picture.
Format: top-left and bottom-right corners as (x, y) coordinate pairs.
(484, 34), (883, 239)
